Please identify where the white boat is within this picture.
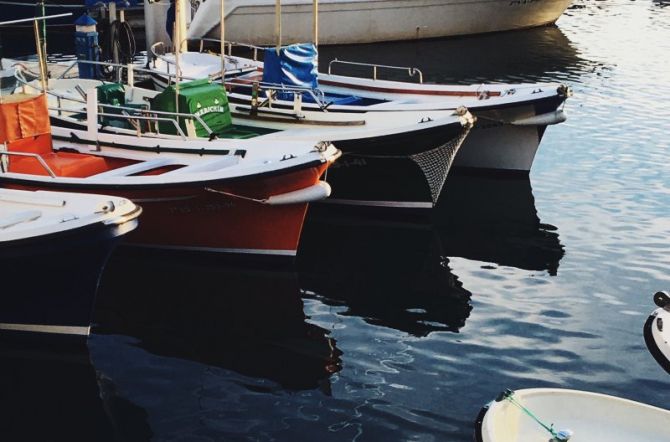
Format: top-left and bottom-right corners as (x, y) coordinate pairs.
(0, 187), (141, 339)
(187, 0), (574, 45)
(475, 388), (670, 442)
(644, 291), (670, 375)
(147, 45), (570, 173)
(23, 75), (474, 208)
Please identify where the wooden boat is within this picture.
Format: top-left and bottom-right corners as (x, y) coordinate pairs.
(0, 92), (339, 258)
(644, 291), (670, 374)
(24, 75), (474, 208)
(475, 388), (670, 442)
(147, 44), (569, 173)
(0, 187), (140, 339)
(187, 0), (574, 45)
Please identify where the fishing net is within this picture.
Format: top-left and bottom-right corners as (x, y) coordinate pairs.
(410, 123), (472, 204)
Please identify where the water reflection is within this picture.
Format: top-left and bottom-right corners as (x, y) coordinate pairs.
(319, 25), (591, 83)
(95, 251), (342, 392)
(0, 342), (151, 442)
(434, 174), (564, 275)
(298, 210), (473, 336)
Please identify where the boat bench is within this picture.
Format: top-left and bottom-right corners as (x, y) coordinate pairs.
(6, 134), (109, 178)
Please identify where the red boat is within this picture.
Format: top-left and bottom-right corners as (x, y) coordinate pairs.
(0, 93), (340, 258)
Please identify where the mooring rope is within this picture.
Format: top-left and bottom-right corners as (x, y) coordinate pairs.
(498, 389), (572, 442)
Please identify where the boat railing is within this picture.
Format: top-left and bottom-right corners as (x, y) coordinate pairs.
(327, 59), (424, 84)
(227, 80), (328, 110)
(175, 38), (267, 61)
(47, 100), (207, 140)
(15, 67), (216, 140)
(0, 150), (56, 177)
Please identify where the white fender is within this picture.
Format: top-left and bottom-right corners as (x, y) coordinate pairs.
(510, 109), (567, 126)
(264, 181), (331, 205)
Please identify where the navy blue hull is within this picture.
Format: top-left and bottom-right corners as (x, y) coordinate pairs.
(325, 121), (468, 207)
(0, 223), (123, 340)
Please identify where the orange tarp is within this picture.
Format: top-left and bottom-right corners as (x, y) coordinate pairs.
(0, 93), (51, 144)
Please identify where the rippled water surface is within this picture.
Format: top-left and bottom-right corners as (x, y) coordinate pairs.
(2, 1), (670, 440)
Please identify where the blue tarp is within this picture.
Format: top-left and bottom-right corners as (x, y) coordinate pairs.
(262, 43), (318, 99)
(84, 0), (138, 9)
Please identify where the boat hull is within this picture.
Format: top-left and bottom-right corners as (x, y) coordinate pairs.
(644, 307), (670, 375)
(326, 120), (469, 207)
(0, 221), (131, 340)
(475, 388), (670, 442)
(3, 162), (329, 258)
(191, 0), (574, 45)
(316, 80), (569, 173)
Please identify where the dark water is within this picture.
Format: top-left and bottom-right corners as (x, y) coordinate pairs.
(2, 0), (670, 440)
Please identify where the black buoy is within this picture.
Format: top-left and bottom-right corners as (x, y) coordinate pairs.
(653, 291), (670, 309)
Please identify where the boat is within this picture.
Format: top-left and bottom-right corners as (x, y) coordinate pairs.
(644, 291), (670, 375)
(187, 0), (574, 45)
(475, 388), (670, 442)
(0, 187), (140, 339)
(0, 91), (340, 258)
(22, 74), (474, 208)
(147, 43), (570, 173)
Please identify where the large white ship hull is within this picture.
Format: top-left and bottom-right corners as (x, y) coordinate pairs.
(188, 0), (574, 45)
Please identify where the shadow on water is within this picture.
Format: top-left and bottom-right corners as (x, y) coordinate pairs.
(298, 208), (473, 337)
(95, 250), (342, 393)
(319, 25), (592, 83)
(0, 342), (152, 442)
(434, 174), (565, 275)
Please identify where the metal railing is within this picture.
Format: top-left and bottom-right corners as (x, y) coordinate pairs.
(0, 151), (56, 177)
(15, 69), (215, 140)
(327, 59), (423, 83)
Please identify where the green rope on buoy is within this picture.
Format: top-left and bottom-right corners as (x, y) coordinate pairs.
(497, 389), (572, 442)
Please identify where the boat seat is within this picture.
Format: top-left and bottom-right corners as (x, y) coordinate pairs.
(9, 151), (109, 178)
(91, 157), (176, 178)
(6, 134), (109, 178)
(162, 156), (239, 175)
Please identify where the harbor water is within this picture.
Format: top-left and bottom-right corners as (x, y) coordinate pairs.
(1, 0), (670, 440)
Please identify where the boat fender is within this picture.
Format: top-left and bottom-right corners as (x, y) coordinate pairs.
(654, 291), (670, 309)
(557, 85), (573, 98)
(264, 181), (332, 205)
(510, 110), (567, 127)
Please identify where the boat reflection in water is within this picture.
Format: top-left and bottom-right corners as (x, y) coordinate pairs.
(435, 174), (564, 275)
(95, 251), (342, 393)
(0, 342), (151, 441)
(319, 25), (591, 84)
(298, 210), (473, 336)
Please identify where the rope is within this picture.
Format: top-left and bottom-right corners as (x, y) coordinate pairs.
(204, 187), (266, 204)
(498, 390), (572, 441)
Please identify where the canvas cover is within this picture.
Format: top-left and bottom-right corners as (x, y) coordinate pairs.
(97, 83), (126, 106)
(151, 79), (232, 137)
(262, 43), (318, 100)
(0, 94), (51, 144)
